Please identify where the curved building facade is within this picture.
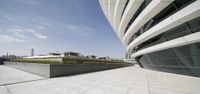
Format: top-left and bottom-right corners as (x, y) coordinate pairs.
(99, 0), (200, 77)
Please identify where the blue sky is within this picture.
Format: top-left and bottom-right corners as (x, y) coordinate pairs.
(0, 0), (125, 58)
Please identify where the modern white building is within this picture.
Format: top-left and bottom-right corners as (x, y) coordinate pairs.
(99, 0), (200, 77)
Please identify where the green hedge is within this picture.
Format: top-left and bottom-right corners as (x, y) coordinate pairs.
(62, 56), (125, 64)
(14, 59), (60, 64)
(13, 56), (126, 64)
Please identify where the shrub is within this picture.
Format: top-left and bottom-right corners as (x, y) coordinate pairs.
(13, 56), (127, 64)
(13, 59), (60, 64)
(62, 56), (126, 64)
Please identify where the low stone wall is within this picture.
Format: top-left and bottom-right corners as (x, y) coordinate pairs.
(0, 61), (4, 65)
(5, 62), (50, 77)
(0, 58), (6, 65)
(50, 63), (133, 77)
(5, 62), (133, 78)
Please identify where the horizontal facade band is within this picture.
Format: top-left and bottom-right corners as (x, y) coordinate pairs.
(127, 0), (200, 53)
(123, 0), (174, 46)
(113, 0), (128, 40)
(101, 0), (108, 20)
(132, 31), (200, 58)
(109, 0), (116, 30)
(100, 0), (121, 39)
(118, 0), (144, 39)
(104, 0), (109, 20)
(108, 0), (111, 21)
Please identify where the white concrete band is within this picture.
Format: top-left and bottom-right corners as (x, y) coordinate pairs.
(123, 0), (174, 46)
(127, 0), (200, 53)
(132, 31), (200, 58)
(109, 0), (117, 29)
(118, 0), (144, 39)
(113, 0), (127, 37)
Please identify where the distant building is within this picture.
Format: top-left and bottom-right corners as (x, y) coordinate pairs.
(86, 55), (96, 59)
(98, 57), (106, 60)
(31, 48), (34, 56)
(6, 52), (8, 59)
(64, 52), (82, 57)
(1, 54), (22, 61)
(48, 53), (61, 56)
(25, 52), (63, 59)
(98, 56), (111, 60)
(38, 54), (46, 56)
(0, 57), (6, 65)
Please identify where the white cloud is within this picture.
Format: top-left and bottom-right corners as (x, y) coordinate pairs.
(2, 27), (48, 41)
(14, 0), (39, 5)
(0, 10), (18, 23)
(7, 28), (24, 32)
(35, 26), (44, 29)
(6, 28), (28, 39)
(26, 29), (35, 33)
(65, 24), (77, 31)
(82, 26), (93, 32)
(34, 33), (47, 39)
(64, 24), (94, 33)
(0, 35), (26, 43)
(3, 14), (16, 22)
(26, 28), (48, 39)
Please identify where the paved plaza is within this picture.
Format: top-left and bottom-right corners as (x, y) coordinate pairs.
(0, 65), (200, 94)
(0, 66), (45, 86)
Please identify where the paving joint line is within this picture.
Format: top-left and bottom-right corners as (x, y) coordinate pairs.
(0, 78), (48, 86)
(5, 85), (13, 94)
(145, 69), (151, 94)
(126, 68), (140, 94)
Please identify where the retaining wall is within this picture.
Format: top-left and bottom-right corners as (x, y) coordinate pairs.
(5, 62), (133, 78)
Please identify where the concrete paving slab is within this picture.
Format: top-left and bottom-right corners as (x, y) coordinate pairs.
(0, 86), (12, 94)
(0, 66), (200, 94)
(0, 65), (45, 85)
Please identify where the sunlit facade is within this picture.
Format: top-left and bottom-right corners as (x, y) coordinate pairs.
(99, 0), (200, 77)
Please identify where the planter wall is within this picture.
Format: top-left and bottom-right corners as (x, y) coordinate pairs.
(0, 61), (4, 65)
(5, 62), (50, 77)
(0, 58), (6, 65)
(5, 62), (133, 78)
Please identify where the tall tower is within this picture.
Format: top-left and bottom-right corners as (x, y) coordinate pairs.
(31, 48), (34, 56)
